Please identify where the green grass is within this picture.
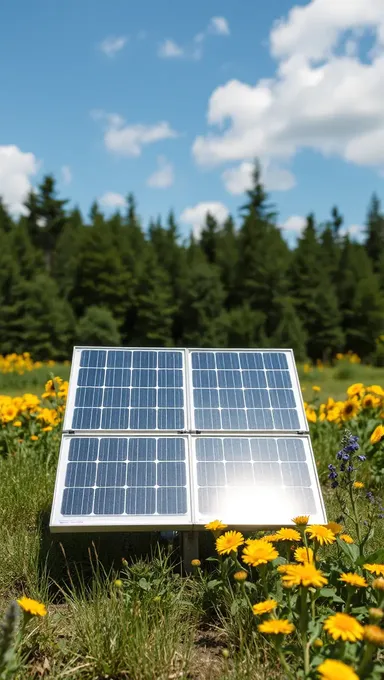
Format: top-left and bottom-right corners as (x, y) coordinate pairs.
(298, 361), (384, 401)
(0, 364), (70, 397)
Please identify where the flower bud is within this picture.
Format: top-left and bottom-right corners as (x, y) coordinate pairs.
(234, 570), (248, 582)
(114, 579), (123, 589)
(369, 607), (383, 621)
(372, 578), (384, 591)
(191, 559), (201, 567)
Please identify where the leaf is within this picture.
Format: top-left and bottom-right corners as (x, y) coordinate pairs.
(207, 579), (221, 590)
(356, 548), (384, 566)
(337, 538), (360, 564)
(230, 600), (239, 616)
(205, 556), (219, 563)
(138, 578), (150, 591)
(319, 588), (336, 599)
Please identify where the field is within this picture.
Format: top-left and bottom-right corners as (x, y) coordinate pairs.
(0, 356), (383, 679)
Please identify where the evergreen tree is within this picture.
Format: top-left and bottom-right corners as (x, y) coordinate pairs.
(365, 194), (384, 269)
(216, 215), (239, 305)
(76, 306), (121, 346)
(25, 175), (68, 270)
(216, 304), (266, 347)
(0, 199), (13, 233)
(53, 207), (83, 297)
(200, 212), (220, 264)
(271, 297), (308, 360)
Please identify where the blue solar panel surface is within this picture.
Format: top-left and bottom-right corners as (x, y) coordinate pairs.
(71, 349), (185, 431)
(61, 437), (188, 516)
(195, 437), (317, 518)
(191, 351), (301, 430)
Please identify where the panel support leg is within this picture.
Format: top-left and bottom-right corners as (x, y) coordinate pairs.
(182, 531), (199, 574)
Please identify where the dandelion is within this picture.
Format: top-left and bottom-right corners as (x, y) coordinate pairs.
(242, 539), (278, 567)
(370, 425), (384, 444)
(252, 599), (278, 616)
(339, 572), (367, 588)
(274, 528), (301, 542)
(363, 625), (384, 647)
(317, 659), (358, 680)
(216, 531), (244, 555)
(191, 559), (201, 567)
(294, 546), (314, 564)
(364, 563), (384, 576)
(353, 481), (364, 489)
(323, 613), (364, 642)
(233, 570), (247, 582)
(258, 619), (294, 635)
(13, 420), (22, 427)
(312, 385), (321, 392)
(326, 521), (343, 535)
(30, 435), (39, 441)
(281, 563), (327, 589)
(42, 426), (53, 432)
(260, 533), (280, 542)
(17, 597), (47, 617)
(372, 577), (384, 591)
(292, 515), (309, 525)
(205, 519), (227, 532)
(305, 525), (336, 546)
(339, 533), (354, 544)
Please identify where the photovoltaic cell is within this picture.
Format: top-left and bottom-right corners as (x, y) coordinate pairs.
(61, 437), (188, 516)
(191, 351), (302, 430)
(70, 349), (185, 431)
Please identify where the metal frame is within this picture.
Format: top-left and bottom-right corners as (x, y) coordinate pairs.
(50, 346), (325, 533)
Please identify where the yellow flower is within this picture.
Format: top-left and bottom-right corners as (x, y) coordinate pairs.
(1, 404), (18, 422)
(364, 563), (384, 577)
(252, 599), (278, 616)
(370, 425), (384, 444)
(347, 383), (364, 398)
(312, 385), (321, 392)
(362, 394), (381, 409)
(353, 481), (364, 489)
(306, 525), (336, 546)
(294, 546), (314, 564)
(233, 570), (247, 582)
(326, 521), (343, 535)
(13, 420), (22, 427)
(341, 398), (360, 421)
(17, 597), (47, 617)
(372, 578), (384, 591)
(205, 519), (228, 532)
(274, 528), (301, 542)
(339, 572), (367, 588)
(30, 435), (39, 441)
(281, 563), (327, 589)
(216, 531), (244, 555)
(327, 406), (341, 423)
(317, 659), (358, 680)
(258, 619), (294, 635)
(366, 384), (384, 397)
(323, 613), (364, 642)
(277, 564), (290, 574)
(42, 426), (53, 432)
(339, 533), (354, 544)
(260, 533), (280, 542)
(369, 608), (383, 621)
(313, 638), (323, 648)
(114, 579), (123, 588)
(191, 559), (201, 567)
(306, 407), (317, 423)
(292, 515), (309, 525)
(364, 625), (384, 647)
(242, 539), (278, 567)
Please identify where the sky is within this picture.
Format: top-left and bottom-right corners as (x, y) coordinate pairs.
(2, 0), (384, 241)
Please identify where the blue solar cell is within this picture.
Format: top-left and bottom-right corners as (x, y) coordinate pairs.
(272, 409), (300, 429)
(107, 351), (132, 368)
(127, 462), (156, 487)
(65, 462), (96, 487)
(192, 370), (217, 388)
(105, 368), (131, 387)
(103, 388), (130, 408)
(133, 351), (157, 368)
(193, 389), (219, 409)
(192, 352), (215, 369)
(217, 370), (242, 388)
(129, 409), (157, 430)
(128, 438), (156, 461)
(80, 350), (106, 368)
(157, 462), (186, 486)
(126, 487), (156, 514)
(72, 408), (101, 430)
(157, 388), (184, 408)
(131, 369), (156, 387)
(266, 370), (292, 388)
(94, 488), (125, 514)
(221, 409), (248, 430)
(195, 409), (221, 430)
(263, 352), (288, 369)
(101, 408), (129, 430)
(239, 353), (264, 369)
(216, 352), (240, 369)
(158, 369), (183, 387)
(242, 370), (267, 388)
(75, 388), (103, 408)
(158, 351), (183, 369)
(269, 389), (296, 408)
(219, 389), (245, 409)
(197, 462), (226, 486)
(69, 438), (99, 461)
(157, 487), (187, 514)
(158, 409), (184, 430)
(250, 438), (278, 461)
(130, 388), (156, 408)
(78, 368), (105, 387)
(97, 462), (127, 487)
(278, 438), (306, 461)
(223, 438), (251, 461)
(247, 409), (274, 429)
(196, 438), (223, 461)
(244, 389), (270, 408)
(62, 488), (94, 515)
(158, 438), (185, 461)
(99, 438), (128, 461)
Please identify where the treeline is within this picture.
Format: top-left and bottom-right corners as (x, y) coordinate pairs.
(0, 164), (384, 362)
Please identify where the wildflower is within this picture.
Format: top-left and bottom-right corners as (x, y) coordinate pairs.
(282, 563), (327, 589)
(292, 515), (309, 525)
(317, 659), (358, 680)
(191, 559), (201, 567)
(260, 533), (279, 542)
(17, 597), (47, 617)
(364, 564), (384, 577)
(222, 649), (230, 659)
(323, 613), (364, 642)
(339, 533), (354, 544)
(252, 599), (278, 616)
(369, 608), (383, 621)
(13, 420), (22, 427)
(294, 546), (314, 564)
(30, 435), (39, 441)
(42, 426), (53, 432)
(114, 579), (123, 588)
(370, 425), (384, 444)
(352, 481), (364, 490)
(306, 407), (317, 423)
(326, 521), (343, 535)
(274, 528), (301, 542)
(339, 573), (367, 588)
(366, 384), (384, 397)
(372, 577), (384, 591)
(313, 638), (323, 648)
(205, 519), (227, 532)
(362, 394), (381, 409)
(312, 385), (321, 392)
(341, 398), (360, 421)
(363, 625), (384, 647)
(242, 539), (278, 567)
(233, 570), (247, 581)
(216, 531), (244, 555)
(258, 619), (294, 635)
(347, 383), (364, 398)
(305, 525), (336, 546)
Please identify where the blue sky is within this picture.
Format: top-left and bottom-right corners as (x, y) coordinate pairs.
(2, 0), (384, 240)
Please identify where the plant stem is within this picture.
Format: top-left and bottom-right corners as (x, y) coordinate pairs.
(348, 484), (362, 553)
(300, 588), (310, 677)
(276, 646), (295, 680)
(345, 587), (353, 613)
(357, 643), (375, 678)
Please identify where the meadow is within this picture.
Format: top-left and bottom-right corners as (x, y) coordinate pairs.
(0, 353), (383, 679)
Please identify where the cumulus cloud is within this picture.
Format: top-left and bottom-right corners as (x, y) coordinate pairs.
(159, 15), (230, 61)
(158, 39), (184, 58)
(99, 36), (127, 57)
(61, 165), (72, 185)
(180, 201), (229, 237)
(280, 215), (306, 233)
(93, 111), (178, 156)
(209, 17), (230, 36)
(222, 161), (295, 194)
(0, 145), (38, 214)
(99, 192), (126, 208)
(193, 0), (384, 185)
(147, 156), (174, 188)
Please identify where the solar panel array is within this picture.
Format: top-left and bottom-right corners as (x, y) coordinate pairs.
(51, 347), (326, 531)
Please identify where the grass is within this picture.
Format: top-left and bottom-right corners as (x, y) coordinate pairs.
(298, 361), (384, 401)
(0, 364), (70, 397)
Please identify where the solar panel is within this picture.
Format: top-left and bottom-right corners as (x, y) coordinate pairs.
(190, 350), (305, 431)
(51, 347), (326, 531)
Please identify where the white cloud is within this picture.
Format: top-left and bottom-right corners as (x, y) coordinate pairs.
(222, 161), (295, 194)
(280, 215), (306, 233)
(209, 17), (230, 36)
(193, 0), (384, 185)
(94, 111), (178, 156)
(61, 165), (72, 185)
(158, 39), (184, 58)
(147, 156), (174, 188)
(99, 35), (127, 57)
(180, 201), (229, 237)
(341, 223), (363, 238)
(99, 192), (125, 208)
(0, 145), (39, 214)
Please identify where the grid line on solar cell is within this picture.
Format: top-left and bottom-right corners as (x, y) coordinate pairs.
(61, 437), (188, 516)
(195, 437), (317, 517)
(72, 350), (185, 431)
(191, 351), (301, 430)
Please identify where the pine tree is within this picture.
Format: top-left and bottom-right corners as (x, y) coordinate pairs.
(25, 175), (68, 270)
(216, 304), (266, 347)
(200, 212), (220, 264)
(216, 215), (239, 305)
(76, 306), (121, 346)
(271, 297), (308, 360)
(53, 207), (83, 297)
(0, 199), (13, 233)
(365, 194), (384, 269)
